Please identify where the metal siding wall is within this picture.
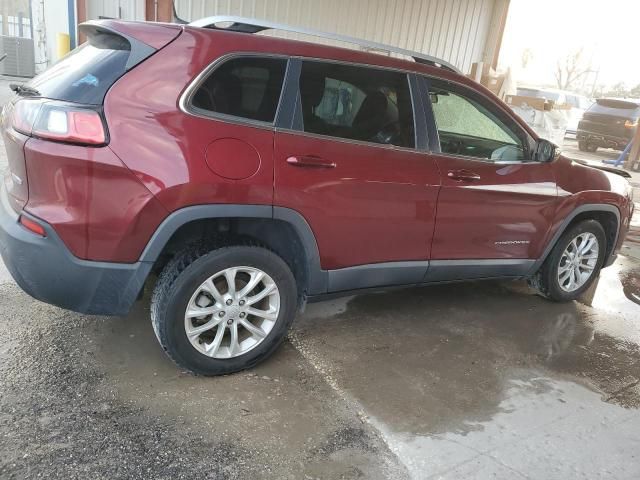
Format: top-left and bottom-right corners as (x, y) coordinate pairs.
(175, 0), (497, 73)
(86, 0), (145, 21)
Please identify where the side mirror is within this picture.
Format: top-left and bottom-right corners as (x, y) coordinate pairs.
(535, 139), (557, 162)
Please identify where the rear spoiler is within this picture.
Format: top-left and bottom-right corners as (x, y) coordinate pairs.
(79, 20), (181, 70)
(572, 159), (632, 178)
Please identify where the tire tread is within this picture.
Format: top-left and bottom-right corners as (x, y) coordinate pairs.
(531, 219), (606, 302)
(151, 242), (297, 375)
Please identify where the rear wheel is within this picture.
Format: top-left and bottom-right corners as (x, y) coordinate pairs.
(578, 140), (598, 152)
(531, 219), (606, 302)
(151, 245), (298, 375)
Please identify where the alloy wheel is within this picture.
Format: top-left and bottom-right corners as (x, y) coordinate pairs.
(184, 266), (280, 359)
(557, 232), (599, 292)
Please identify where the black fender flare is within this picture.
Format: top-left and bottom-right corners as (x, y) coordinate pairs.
(529, 203), (621, 274)
(138, 204), (328, 295)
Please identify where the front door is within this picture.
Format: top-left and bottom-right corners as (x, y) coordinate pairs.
(423, 78), (559, 280)
(274, 60), (440, 292)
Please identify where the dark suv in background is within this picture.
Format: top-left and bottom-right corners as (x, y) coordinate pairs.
(577, 98), (640, 152)
(0, 17), (634, 375)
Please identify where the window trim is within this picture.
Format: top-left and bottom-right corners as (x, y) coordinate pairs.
(283, 57), (422, 152)
(422, 76), (537, 164)
(179, 52), (291, 130)
(179, 51), (534, 159)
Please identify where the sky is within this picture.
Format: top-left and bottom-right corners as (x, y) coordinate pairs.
(498, 0), (640, 92)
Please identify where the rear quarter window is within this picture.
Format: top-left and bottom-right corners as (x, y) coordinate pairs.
(190, 57), (288, 123)
(27, 32), (131, 105)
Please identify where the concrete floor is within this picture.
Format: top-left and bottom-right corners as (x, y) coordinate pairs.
(1, 76), (640, 479)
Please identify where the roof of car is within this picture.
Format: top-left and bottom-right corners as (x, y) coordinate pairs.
(594, 98), (640, 108)
(187, 15), (461, 74)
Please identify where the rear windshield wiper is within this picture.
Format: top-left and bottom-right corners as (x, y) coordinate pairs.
(9, 83), (41, 97)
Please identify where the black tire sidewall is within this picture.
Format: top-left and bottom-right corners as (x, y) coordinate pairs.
(158, 247), (297, 375)
(542, 220), (606, 301)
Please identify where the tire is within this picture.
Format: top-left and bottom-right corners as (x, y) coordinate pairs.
(151, 244), (298, 375)
(531, 219), (606, 302)
(578, 140), (597, 152)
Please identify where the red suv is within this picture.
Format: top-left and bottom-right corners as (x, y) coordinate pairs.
(0, 18), (634, 375)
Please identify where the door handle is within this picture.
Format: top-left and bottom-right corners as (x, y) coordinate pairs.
(286, 155), (336, 168)
(447, 169), (481, 181)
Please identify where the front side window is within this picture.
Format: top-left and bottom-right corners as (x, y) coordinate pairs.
(431, 81), (528, 162)
(191, 57), (287, 123)
(298, 61), (415, 148)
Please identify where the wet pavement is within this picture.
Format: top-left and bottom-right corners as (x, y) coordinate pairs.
(1, 75), (640, 478)
(1, 255), (639, 479)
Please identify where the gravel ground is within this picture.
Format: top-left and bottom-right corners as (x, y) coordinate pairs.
(0, 289), (259, 480)
(0, 284), (406, 479)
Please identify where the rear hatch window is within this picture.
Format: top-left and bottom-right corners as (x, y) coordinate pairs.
(26, 30), (133, 105)
(586, 99), (640, 119)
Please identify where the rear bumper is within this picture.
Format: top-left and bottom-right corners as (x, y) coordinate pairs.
(0, 183), (151, 315)
(576, 130), (630, 150)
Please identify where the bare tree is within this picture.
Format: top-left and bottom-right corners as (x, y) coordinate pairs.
(521, 48), (533, 69)
(555, 48), (592, 90)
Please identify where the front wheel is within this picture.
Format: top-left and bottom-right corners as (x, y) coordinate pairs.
(151, 245), (298, 375)
(531, 219), (606, 302)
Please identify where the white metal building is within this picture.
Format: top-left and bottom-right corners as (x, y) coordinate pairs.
(9, 0), (510, 75)
(173, 0), (510, 73)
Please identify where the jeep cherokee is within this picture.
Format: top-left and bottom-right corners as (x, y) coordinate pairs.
(0, 18), (634, 375)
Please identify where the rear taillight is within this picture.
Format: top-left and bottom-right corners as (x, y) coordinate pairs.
(11, 99), (107, 146)
(624, 119), (638, 129)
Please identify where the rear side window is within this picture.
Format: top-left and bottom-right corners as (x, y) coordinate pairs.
(298, 61), (415, 148)
(28, 31), (131, 105)
(191, 57), (287, 123)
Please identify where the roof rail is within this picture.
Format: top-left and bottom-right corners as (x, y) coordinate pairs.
(188, 15), (461, 74)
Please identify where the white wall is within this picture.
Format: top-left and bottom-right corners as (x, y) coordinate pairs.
(174, 0), (509, 74)
(43, 0), (69, 64)
(34, 0), (145, 73)
(29, 0), (70, 72)
(86, 0), (145, 22)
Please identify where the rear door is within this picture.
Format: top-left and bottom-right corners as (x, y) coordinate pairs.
(422, 78), (559, 280)
(274, 60), (440, 292)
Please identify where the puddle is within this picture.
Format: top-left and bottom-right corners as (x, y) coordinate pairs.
(369, 373), (640, 479)
(621, 269), (640, 305)
(589, 260), (640, 325)
(294, 263), (640, 478)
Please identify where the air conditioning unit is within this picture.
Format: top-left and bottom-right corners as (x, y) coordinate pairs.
(0, 35), (35, 77)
